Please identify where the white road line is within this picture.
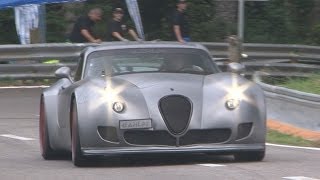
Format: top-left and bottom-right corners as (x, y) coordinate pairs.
(283, 176), (320, 180)
(197, 164), (226, 167)
(0, 134), (35, 141)
(267, 143), (320, 151)
(0, 85), (49, 89)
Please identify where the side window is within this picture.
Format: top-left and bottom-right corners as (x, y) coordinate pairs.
(74, 55), (84, 81)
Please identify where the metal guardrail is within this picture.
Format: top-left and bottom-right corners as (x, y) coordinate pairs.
(203, 42), (320, 61)
(253, 73), (320, 132)
(0, 43), (86, 62)
(0, 42), (320, 80)
(2, 42), (320, 62)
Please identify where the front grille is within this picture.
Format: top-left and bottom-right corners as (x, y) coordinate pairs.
(180, 129), (231, 145)
(159, 95), (192, 135)
(236, 122), (253, 140)
(124, 129), (231, 146)
(124, 130), (176, 146)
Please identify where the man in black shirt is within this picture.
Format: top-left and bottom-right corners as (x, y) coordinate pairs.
(107, 8), (140, 41)
(69, 8), (103, 43)
(172, 0), (190, 43)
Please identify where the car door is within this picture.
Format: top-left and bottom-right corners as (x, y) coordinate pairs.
(57, 55), (84, 128)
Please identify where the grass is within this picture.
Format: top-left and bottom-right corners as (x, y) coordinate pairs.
(0, 79), (56, 86)
(267, 129), (320, 148)
(265, 74), (320, 95)
(264, 74), (320, 147)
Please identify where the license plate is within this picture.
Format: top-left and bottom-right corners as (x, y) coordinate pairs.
(119, 119), (152, 130)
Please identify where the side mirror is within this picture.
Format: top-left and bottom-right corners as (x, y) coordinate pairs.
(227, 62), (245, 74)
(55, 67), (73, 82)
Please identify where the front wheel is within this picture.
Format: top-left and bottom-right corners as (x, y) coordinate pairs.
(234, 150), (265, 162)
(39, 96), (58, 159)
(71, 99), (87, 167)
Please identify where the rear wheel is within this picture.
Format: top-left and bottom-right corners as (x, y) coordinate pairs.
(39, 96), (58, 159)
(71, 99), (87, 167)
(234, 150), (265, 162)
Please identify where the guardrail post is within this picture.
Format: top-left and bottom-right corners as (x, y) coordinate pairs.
(227, 35), (242, 63)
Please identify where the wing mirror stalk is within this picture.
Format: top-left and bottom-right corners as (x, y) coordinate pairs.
(55, 67), (74, 83)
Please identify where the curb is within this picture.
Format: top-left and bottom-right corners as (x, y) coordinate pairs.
(267, 119), (320, 141)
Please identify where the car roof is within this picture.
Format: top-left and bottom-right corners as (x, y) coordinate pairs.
(81, 41), (209, 55)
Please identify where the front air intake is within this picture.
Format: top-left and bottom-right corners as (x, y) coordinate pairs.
(159, 95), (192, 135)
(236, 122), (253, 140)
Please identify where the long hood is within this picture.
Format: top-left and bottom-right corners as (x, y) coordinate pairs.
(76, 72), (265, 136)
(113, 73), (207, 134)
(114, 73), (205, 90)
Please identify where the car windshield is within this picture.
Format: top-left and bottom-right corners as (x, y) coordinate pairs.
(84, 48), (218, 78)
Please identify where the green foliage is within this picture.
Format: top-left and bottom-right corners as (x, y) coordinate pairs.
(267, 129), (319, 147)
(262, 73), (320, 94)
(187, 0), (218, 41)
(191, 18), (236, 42)
(308, 24), (320, 45)
(142, 0), (235, 42)
(276, 74), (320, 94)
(46, 4), (68, 42)
(0, 0), (320, 44)
(0, 9), (19, 44)
(245, 0), (316, 44)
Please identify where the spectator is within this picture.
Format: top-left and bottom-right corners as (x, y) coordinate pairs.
(69, 8), (103, 43)
(106, 8), (141, 41)
(172, 0), (190, 43)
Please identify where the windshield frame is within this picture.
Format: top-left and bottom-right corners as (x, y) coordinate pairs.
(82, 47), (220, 79)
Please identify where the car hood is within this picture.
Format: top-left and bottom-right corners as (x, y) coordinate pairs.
(114, 73), (205, 90)
(77, 72), (264, 131)
(108, 72), (259, 129)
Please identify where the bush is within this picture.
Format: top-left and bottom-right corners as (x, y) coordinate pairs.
(0, 0), (319, 44)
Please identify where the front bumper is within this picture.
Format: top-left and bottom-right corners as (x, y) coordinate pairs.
(82, 143), (265, 156)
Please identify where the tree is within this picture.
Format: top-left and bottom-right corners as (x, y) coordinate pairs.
(245, 0), (315, 44)
(0, 0), (319, 44)
(0, 9), (19, 44)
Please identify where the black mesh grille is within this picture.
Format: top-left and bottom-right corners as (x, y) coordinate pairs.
(159, 95), (192, 135)
(124, 130), (176, 146)
(124, 129), (231, 146)
(236, 122), (253, 140)
(180, 129), (231, 145)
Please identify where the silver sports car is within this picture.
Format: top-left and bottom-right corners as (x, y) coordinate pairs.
(39, 42), (266, 166)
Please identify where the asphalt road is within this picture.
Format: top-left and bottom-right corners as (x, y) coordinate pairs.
(0, 88), (319, 180)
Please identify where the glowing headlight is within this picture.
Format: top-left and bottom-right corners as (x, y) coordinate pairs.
(225, 99), (240, 110)
(113, 102), (125, 113)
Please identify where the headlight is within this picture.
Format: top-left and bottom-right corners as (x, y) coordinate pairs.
(113, 102), (125, 113)
(225, 99), (240, 110)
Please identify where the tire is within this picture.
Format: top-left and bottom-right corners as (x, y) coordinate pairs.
(39, 96), (58, 159)
(234, 150), (265, 162)
(71, 99), (87, 167)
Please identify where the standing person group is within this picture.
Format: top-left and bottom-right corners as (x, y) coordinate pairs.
(69, 7), (140, 43)
(69, 0), (191, 43)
